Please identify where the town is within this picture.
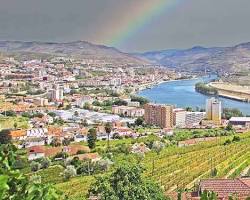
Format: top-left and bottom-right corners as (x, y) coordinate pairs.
(1, 54), (250, 200)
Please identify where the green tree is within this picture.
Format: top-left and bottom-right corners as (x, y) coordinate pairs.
(0, 129), (12, 144)
(131, 96), (149, 106)
(13, 122), (18, 130)
(47, 112), (56, 118)
(105, 122), (112, 151)
(87, 128), (97, 149)
(225, 123), (233, 131)
(135, 117), (144, 126)
(88, 164), (167, 200)
(200, 190), (218, 200)
(0, 144), (63, 200)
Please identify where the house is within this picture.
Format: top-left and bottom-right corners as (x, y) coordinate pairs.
(168, 178), (250, 200)
(197, 178), (250, 199)
(28, 146), (45, 160)
(23, 137), (45, 148)
(74, 134), (87, 142)
(10, 129), (26, 140)
(28, 144), (90, 160)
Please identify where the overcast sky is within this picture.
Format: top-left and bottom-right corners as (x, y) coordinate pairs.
(0, 0), (250, 52)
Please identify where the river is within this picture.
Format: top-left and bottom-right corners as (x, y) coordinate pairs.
(137, 76), (250, 115)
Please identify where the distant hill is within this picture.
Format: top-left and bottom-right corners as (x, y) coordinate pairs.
(0, 41), (148, 65)
(135, 43), (250, 73)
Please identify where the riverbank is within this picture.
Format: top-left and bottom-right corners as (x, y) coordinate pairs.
(137, 76), (250, 115)
(209, 82), (250, 103)
(135, 77), (198, 93)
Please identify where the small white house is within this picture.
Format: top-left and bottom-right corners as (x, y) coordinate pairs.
(28, 146), (45, 161)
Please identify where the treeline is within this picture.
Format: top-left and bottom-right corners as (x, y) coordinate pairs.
(195, 82), (218, 95)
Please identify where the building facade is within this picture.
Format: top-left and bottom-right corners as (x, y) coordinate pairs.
(206, 98), (222, 125)
(144, 103), (173, 128)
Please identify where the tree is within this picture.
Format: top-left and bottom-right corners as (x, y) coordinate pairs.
(135, 117), (144, 126)
(40, 157), (51, 169)
(63, 165), (76, 180)
(200, 190), (218, 200)
(13, 122), (18, 130)
(87, 128), (97, 149)
(89, 164), (167, 200)
(0, 144), (63, 200)
(152, 141), (165, 155)
(0, 129), (12, 144)
(50, 137), (61, 147)
(30, 161), (41, 172)
(62, 138), (71, 146)
(83, 102), (91, 110)
(74, 111), (79, 117)
(105, 122), (112, 150)
(131, 95), (149, 106)
(4, 110), (16, 117)
(226, 123), (233, 131)
(48, 112), (56, 118)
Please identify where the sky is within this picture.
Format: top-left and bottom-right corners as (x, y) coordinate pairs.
(0, 0), (250, 52)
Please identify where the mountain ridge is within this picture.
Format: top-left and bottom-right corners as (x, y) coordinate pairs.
(0, 40), (148, 65)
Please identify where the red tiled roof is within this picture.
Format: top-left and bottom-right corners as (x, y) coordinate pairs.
(29, 146), (45, 154)
(200, 178), (250, 198)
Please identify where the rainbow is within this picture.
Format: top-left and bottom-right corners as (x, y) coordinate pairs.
(100, 0), (183, 47)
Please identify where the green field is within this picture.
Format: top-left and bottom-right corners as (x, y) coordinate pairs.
(50, 132), (250, 199)
(0, 116), (29, 130)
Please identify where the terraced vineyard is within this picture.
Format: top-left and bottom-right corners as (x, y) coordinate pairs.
(142, 133), (250, 192)
(54, 133), (250, 199)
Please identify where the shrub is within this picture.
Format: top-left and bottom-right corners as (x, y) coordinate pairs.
(30, 161), (41, 172)
(40, 157), (51, 169)
(63, 165), (77, 180)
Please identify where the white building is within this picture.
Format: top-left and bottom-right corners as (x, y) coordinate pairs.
(173, 108), (186, 128)
(112, 106), (144, 118)
(186, 112), (206, 127)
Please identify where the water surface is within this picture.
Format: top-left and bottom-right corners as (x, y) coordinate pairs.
(138, 76), (250, 115)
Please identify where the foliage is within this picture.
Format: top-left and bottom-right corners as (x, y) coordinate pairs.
(0, 144), (64, 200)
(200, 190), (218, 200)
(89, 164), (166, 200)
(87, 128), (97, 149)
(48, 112), (56, 118)
(63, 165), (77, 180)
(131, 95), (149, 106)
(40, 157), (51, 169)
(0, 129), (12, 144)
(152, 141), (165, 155)
(105, 122), (112, 150)
(222, 108), (243, 120)
(62, 138), (71, 146)
(135, 117), (144, 126)
(30, 161), (41, 172)
(195, 82), (218, 95)
(51, 137), (62, 147)
(113, 99), (128, 106)
(3, 110), (17, 117)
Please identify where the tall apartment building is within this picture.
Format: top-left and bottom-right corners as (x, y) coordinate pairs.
(144, 103), (173, 128)
(173, 108), (186, 128)
(206, 98), (222, 125)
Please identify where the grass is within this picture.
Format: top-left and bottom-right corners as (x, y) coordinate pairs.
(0, 116), (29, 130)
(30, 165), (65, 184)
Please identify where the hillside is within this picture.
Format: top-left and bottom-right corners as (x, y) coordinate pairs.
(136, 43), (250, 74)
(0, 41), (148, 65)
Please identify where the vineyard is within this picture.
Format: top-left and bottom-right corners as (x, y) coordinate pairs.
(142, 133), (250, 192)
(54, 133), (250, 199)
